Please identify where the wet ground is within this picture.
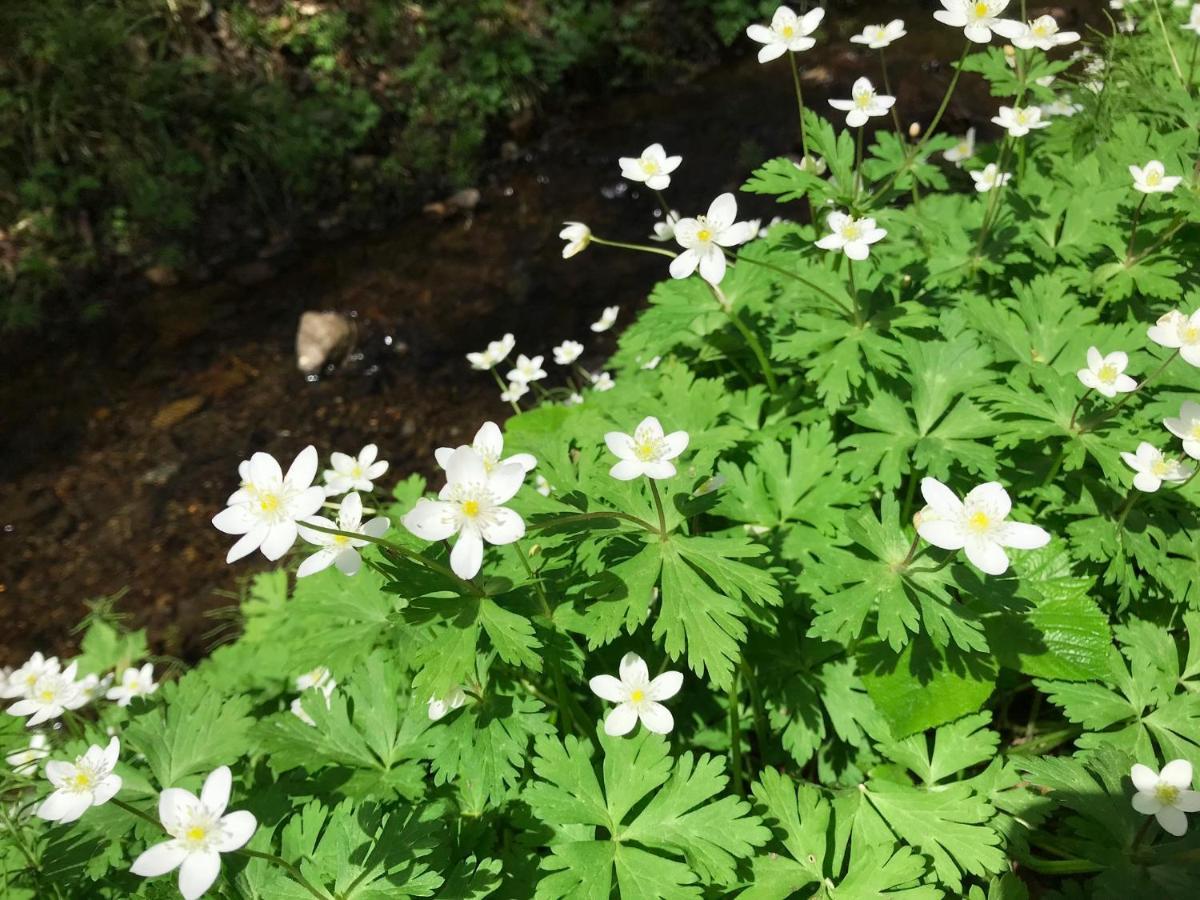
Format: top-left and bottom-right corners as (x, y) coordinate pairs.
(0, 3), (1096, 664)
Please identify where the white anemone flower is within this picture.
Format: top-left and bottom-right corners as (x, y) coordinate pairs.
(1165, 401), (1200, 460)
(815, 211), (887, 261)
(466, 333), (515, 371)
(591, 372), (615, 391)
(403, 446), (526, 580)
(1010, 15), (1080, 49)
(535, 474), (553, 496)
(291, 678), (335, 727)
(945, 128), (977, 166)
(669, 193), (756, 285)
(500, 381), (528, 404)
(37, 737), (122, 824)
(1131, 760), (1200, 836)
(1130, 160), (1183, 194)
(130, 766), (257, 900)
(212, 446), (325, 563)
(77, 672), (112, 705)
(6, 733), (49, 776)
(7, 663), (88, 727)
(915, 478), (1050, 575)
(1121, 442), (1194, 492)
(1041, 98), (1083, 117)
(650, 211), (680, 243)
(828, 76), (896, 127)
(850, 19), (907, 49)
(1148, 309), (1200, 365)
(746, 6), (825, 63)
(553, 340), (584, 366)
(297, 492), (388, 578)
(106, 663), (159, 707)
(589, 652), (683, 736)
(934, 0), (1023, 43)
(560, 222), (591, 258)
(1184, 6), (1200, 34)
(590, 305), (620, 333)
(970, 163), (1012, 192)
(435, 421), (537, 475)
(1, 652), (60, 699)
(991, 105), (1050, 137)
(323, 444), (388, 496)
(618, 143), (682, 191)
(428, 687), (468, 721)
(605, 416), (689, 481)
(1077, 347), (1137, 398)
(506, 354), (547, 385)
(565, 392), (584, 406)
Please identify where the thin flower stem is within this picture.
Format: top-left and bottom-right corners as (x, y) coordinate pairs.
(1125, 194), (1148, 262)
(1020, 857), (1106, 875)
(489, 367), (522, 416)
(740, 657), (770, 768)
(1130, 212), (1187, 264)
(530, 510), (659, 534)
(112, 797), (163, 828)
(879, 48), (904, 142)
(1079, 350), (1179, 432)
(651, 188), (674, 220)
(1068, 388), (1093, 432)
(728, 669), (745, 796)
(787, 50), (810, 162)
(854, 126), (865, 203)
(1151, 0), (1187, 85)
(1130, 814), (1157, 853)
(732, 254), (854, 317)
(975, 136), (1014, 256)
(0, 802), (41, 874)
(900, 532), (923, 568)
(648, 480), (668, 536)
(591, 236), (677, 259)
(1113, 491), (1140, 531)
(238, 848), (331, 900)
(708, 280), (779, 392)
(1188, 37), (1199, 89)
(845, 258), (863, 326)
(514, 541), (552, 618)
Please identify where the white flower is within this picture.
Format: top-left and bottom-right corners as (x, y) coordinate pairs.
(933, 0), (1023, 43)
(591, 372), (615, 392)
(970, 163), (1012, 192)
(1184, 5), (1200, 34)
(1077, 347), (1137, 398)
(944, 127), (977, 165)
(746, 6), (825, 63)
(1121, 442), (1194, 492)
(466, 333), (515, 371)
(605, 416), (689, 481)
(77, 672), (112, 705)
(1148, 309), (1200, 365)
(130, 766), (257, 900)
(1041, 98), (1082, 117)
(590, 305), (619, 333)
(915, 478), (1050, 575)
(641, 355), (662, 370)
(589, 652), (683, 736)
(294, 667), (332, 692)
(323, 444), (388, 496)
(403, 446), (526, 580)
(553, 340), (584, 366)
(435, 421), (537, 476)
(1130, 160), (1182, 194)
(212, 447), (325, 564)
(850, 19), (907, 48)
(1, 652), (60, 699)
(565, 392), (584, 406)
(991, 105), (1050, 137)
(560, 222), (591, 258)
(828, 76), (896, 128)
(105, 663), (159, 707)
(428, 687), (468, 721)
(650, 211), (680, 243)
(1009, 15), (1080, 49)
(296, 492), (388, 578)
(500, 381), (528, 403)
(6, 733), (49, 776)
(669, 193), (755, 285)
(36, 737), (122, 824)
(618, 143), (682, 191)
(1131, 760), (1200, 836)
(506, 354), (547, 385)
(290, 678), (335, 727)
(815, 211), (887, 261)
(535, 474), (552, 496)
(1165, 401), (1200, 460)
(7, 663), (88, 727)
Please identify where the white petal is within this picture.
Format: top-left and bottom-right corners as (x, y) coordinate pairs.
(131, 841), (187, 877)
(259, 521), (298, 561)
(285, 445), (318, 489)
(660, 431), (690, 460)
(1176, 790), (1200, 813)
(706, 193), (737, 230)
(404, 499), (458, 541)
(211, 505), (254, 536)
(178, 850), (222, 900)
(446, 446), (487, 486)
(451, 531), (484, 580)
(1161, 759), (1194, 790)
(648, 671), (683, 701)
(917, 518), (967, 550)
(503, 452), (538, 473)
(964, 538), (1009, 575)
(843, 240), (870, 261)
(609, 459), (645, 481)
(605, 432), (637, 461)
(642, 460), (678, 480)
(333, 547), (362, 576)
(639, 702), (675, 734)
(200, 766), (232, 816)
(474, 422), (504, 459)
(159, 788), (198, 832)
(1132, 791), (1164, 815)
(248, 452), (282, 486)
(487, 462), (526, 505)
(480, 507), (525, 546)
(603, 704), (639, 736)
(297, 549), (337, 578)
(91, 774), (122, 805)
(669, 248), (699, 279)
(37, 790), (90, 823)
(698, 245), (727, 284)
(997, 522), (1050, 550)
(619, 653), (650, 686)
(920, 477), (963, 515)
(1157, 806), (1189, 837)
(434, 447), (453, 470)
(757, 42), (787, 63)
(215, 810), (257, 851)
(964, 482), (1011, 519)
(589, 675), (626, 703)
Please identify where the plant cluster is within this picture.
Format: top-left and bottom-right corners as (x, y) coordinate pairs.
(5, 2), (1200, 898)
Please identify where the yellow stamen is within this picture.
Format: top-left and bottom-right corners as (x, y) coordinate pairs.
(73, 772), (91, 789)
(696, 228), (713, 242)
(968, 511), (990, 532)
(186, 826), (207, 842)
(259, 494), (280, 513)
(630, 689), (645, 703)
(974, 1), (989, 16)
(1156, 784), (1180, 804)
(462, 500), (480, 518)
(1097, 364), (1118, 383)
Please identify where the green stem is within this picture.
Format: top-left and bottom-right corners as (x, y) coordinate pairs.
(591, 236), (678, 259)
(1114, 491), (1139, 532)
(846, 257), (862, 326)
(1068, 389), (1092, 432)
(1129, 213), (1187, 264)
(530, 510), (659, 534)
(878, 48), (904, 143)
(1151, 0), (1186, 85)
(974, 136), (1014, 257)
(854, 125), (864, 203)
(733, 254), (854, 318)
(899, 531), (922, 568)
(112, 797), (161, 829)
(0, 802), (41, 874)
(1131, 814), (1157, 853)
(648, 480), (668, 536)
(728, 669), (745, 796)
(1125, 193), (1148, 262)
(740, 658), (770, 769)
(514, 541), (551, 617)
(651, 188), (674, 220)
(1079, 350), (1179, 432)
(710, 280), (779, 392)
(1020, 856), (1106, 875)
(238, 848), (331, 900)
(489, 367), (522, 416)
(787, 50), (810, 162)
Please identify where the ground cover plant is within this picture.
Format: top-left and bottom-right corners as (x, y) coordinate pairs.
(4, 2), (1200, 897)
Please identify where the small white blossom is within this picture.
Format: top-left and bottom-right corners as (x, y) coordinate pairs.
(1041, 98), (1082, 117)
(323, 444), (388, 496)
(1131, 759), (1200, 836)
(970, 163), (1012, 192)
(815, 211), (887, 261)
(850, 19), (907, 48)
(746, 6), (825, 63)
(1009, 15), (1080, 49)
(37, 737), (122, 824)
(828, 76), (895, 128)
(297, 492), (388, 578)
(7, 663), (88, 727)
(507, 354), (547, 385)
(944, 127), (977, 166)
(560, 222), (591, 258)
(605, 416), (689, 481)
(212, 447), (325, 564)
(618, 143), (682, 191)
(650, 211), (680, 243)
(670, 193), (756, 285)
(991, 105), (1050, 137)
(591, 372), (615, 392)
(1077, 347), (1137, 398)
(916, 478), (1050, 575)
(1122, 442), (1194, 492)
(1130, 160), (1182, 194)
(436, 421), (537, 476)
(6, 733), (49, 776)
(291, 678), (335, 727)
(795, 154), (827, 175)
(1184, 5), (1200, 34)
(589, 652), (683, 736)
(641, 355), (662, 370)
(565, 392), (584, 406)
(590, 305), (620, 333)
(428, 687), (468, 721)
(466, 333), (515, 371)
(295, 667), (332, 692)
(535, 474), (552, 496)
(403, 446), (526, 580)
(1148, 309), (1200, 365)
(1, 652), (60, 700)
(933, 0), (1023, 43)
(77, 672), (112, 705)
(553, 340), (584, 366)
(106, 663), (159, 707)
(500, 381), (528, 403)
(130, 766), (257, 900)
(1165, 401), (1200, 460)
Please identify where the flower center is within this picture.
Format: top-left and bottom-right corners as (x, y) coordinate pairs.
(462, 500), (481, 518)
(39, 688), (57, 702)
(259, 493), (280, 514)
(1190, 424), (1200, 440)
(1016, 110), (1031, 125)
(72, 771), (92, 790)
(1151, 460), (1172, 476)
(1147, 170), (1162, 185)
(855, 93), (872, 109)
(843, 223), (862, 240)
(351, 464), (363, 478)
(781, 25), (795, 37)
(872, 27), (886, 41)
(629, 688), (645, 703)
(186, 825), (208, 843)
(696, 227), (713, 242)
(973, 1), (990, 17)
(1098, 364), (1118, 383)
(1186, 326), (1200, 343)
(1156, 783), (1180, 804)
(967, 511), (991, 533)
(640, 158), (659, 174)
